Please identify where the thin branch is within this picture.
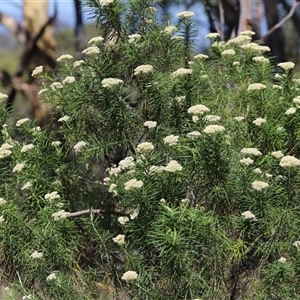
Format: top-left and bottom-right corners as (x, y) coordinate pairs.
(279, 0), (300, 36)
(69, 209), (123, 217)
(259, 0), (300, 44)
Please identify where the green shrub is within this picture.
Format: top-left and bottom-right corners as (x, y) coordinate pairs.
(1, 1), (300, 299)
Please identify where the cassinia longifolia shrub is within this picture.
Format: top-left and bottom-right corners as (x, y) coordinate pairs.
(1, 1), (300, 299)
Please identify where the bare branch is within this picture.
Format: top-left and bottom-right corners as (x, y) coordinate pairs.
(259, 0), (300, 44)
(69, 209), (123, 218)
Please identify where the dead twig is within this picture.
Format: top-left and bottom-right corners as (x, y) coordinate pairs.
(69, 209), (123, 218)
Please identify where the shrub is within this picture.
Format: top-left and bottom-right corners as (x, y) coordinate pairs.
(1, 1), (300, 299)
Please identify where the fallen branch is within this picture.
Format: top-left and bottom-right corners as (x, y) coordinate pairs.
(259, 0), (300, 44)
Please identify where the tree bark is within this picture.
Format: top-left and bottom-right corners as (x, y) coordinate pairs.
(237, 0), (253, 34)
(74, 0), (85, 58)
(23, 0), (56, 60)
(262, 0), (286, 62)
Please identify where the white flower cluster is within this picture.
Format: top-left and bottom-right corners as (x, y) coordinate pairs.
(44, 191), (60, 201)
(285, 107), (296, 115)
(171, 68), (193, 77)
(82, 46), (100, 56)
(164, 160), (182, 172)
(163, 26), (178, 35)
(240, 43), (270, 53)
(186, 130), (201, 139)
(57, 54), (73, 62)
(293, 241), (300, 248)
(251, 180), (269, 191)
(203, 115), (221, 122)
(226, 35), (251, 46)
(119, 156), (135, 170)
(21, 181), (32, 190)
(21, 144), (34, 153)
(221, 49), (235, 57)
(144, 121), (157, 129)
(148, 165), (165, 174)
(112, 234), (125, 245)
(128, 34), (141, 43)
(31, 66), (43, 77)
(293, 96), (300, 105)
(240, 148), (262, 157)
(163, 134), (179, 146)
(124, 179), (143, 190)
(38, 88), (48, 95)
(0, 198), (7, 205)
(16, 118), (30, 127)
(0, 142), (13, 159)
(241, 211), (256, 220)
(205, 32), (220, 40)
(46, 273), (57, 281)
(118, 216), (129, 225)
(106, 165), (121, 177)
(88, 36), (104, 45)
(252, 117), (266, 126)
(271, 151), (284, 159)
(240, 30), (255, 36)
(188, 104), (210, 115)
(134, 64), (153, 76)
(0, 92), (8, 101)
(73, 141), (87, 154)
(234, 116), (244, 122)
(240, 157), (254, 166)
(50, 82), (63, 91)
(203, 125), (225, 134)
(101, 78), (123, 88)
(63, 76), (76, 84)
(247, 83), (266, 91)
(278, 257), (287, 263)
(13, 162), (25, 173)
(73, 60), (85, 68)
(136, 142), (154, 154)
(121, 270), (138, 282)
(100, 0), (115, 6)
(277, 62), (295, 72)
(52, 141), (62, 147)
(30, 250), (43, 259)
(177, 11), (195, 19)
(52, 210), (70, 221)
(194, 53), (209, 60)
(58, 115), (70, 123)
(279, 155), (300, 168)
(252, 56), (269, 64)
(108, 183), (117, 195)
(129, 207), (139, 220)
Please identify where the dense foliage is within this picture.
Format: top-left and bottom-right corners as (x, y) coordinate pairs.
(1, 1), (300, 299)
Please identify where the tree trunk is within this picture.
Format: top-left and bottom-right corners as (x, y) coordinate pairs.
(23, 0), (56, 60)
(74, 0), (85, 58)
(237, 0), (253, 34)
(262, 0), (286, 62)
